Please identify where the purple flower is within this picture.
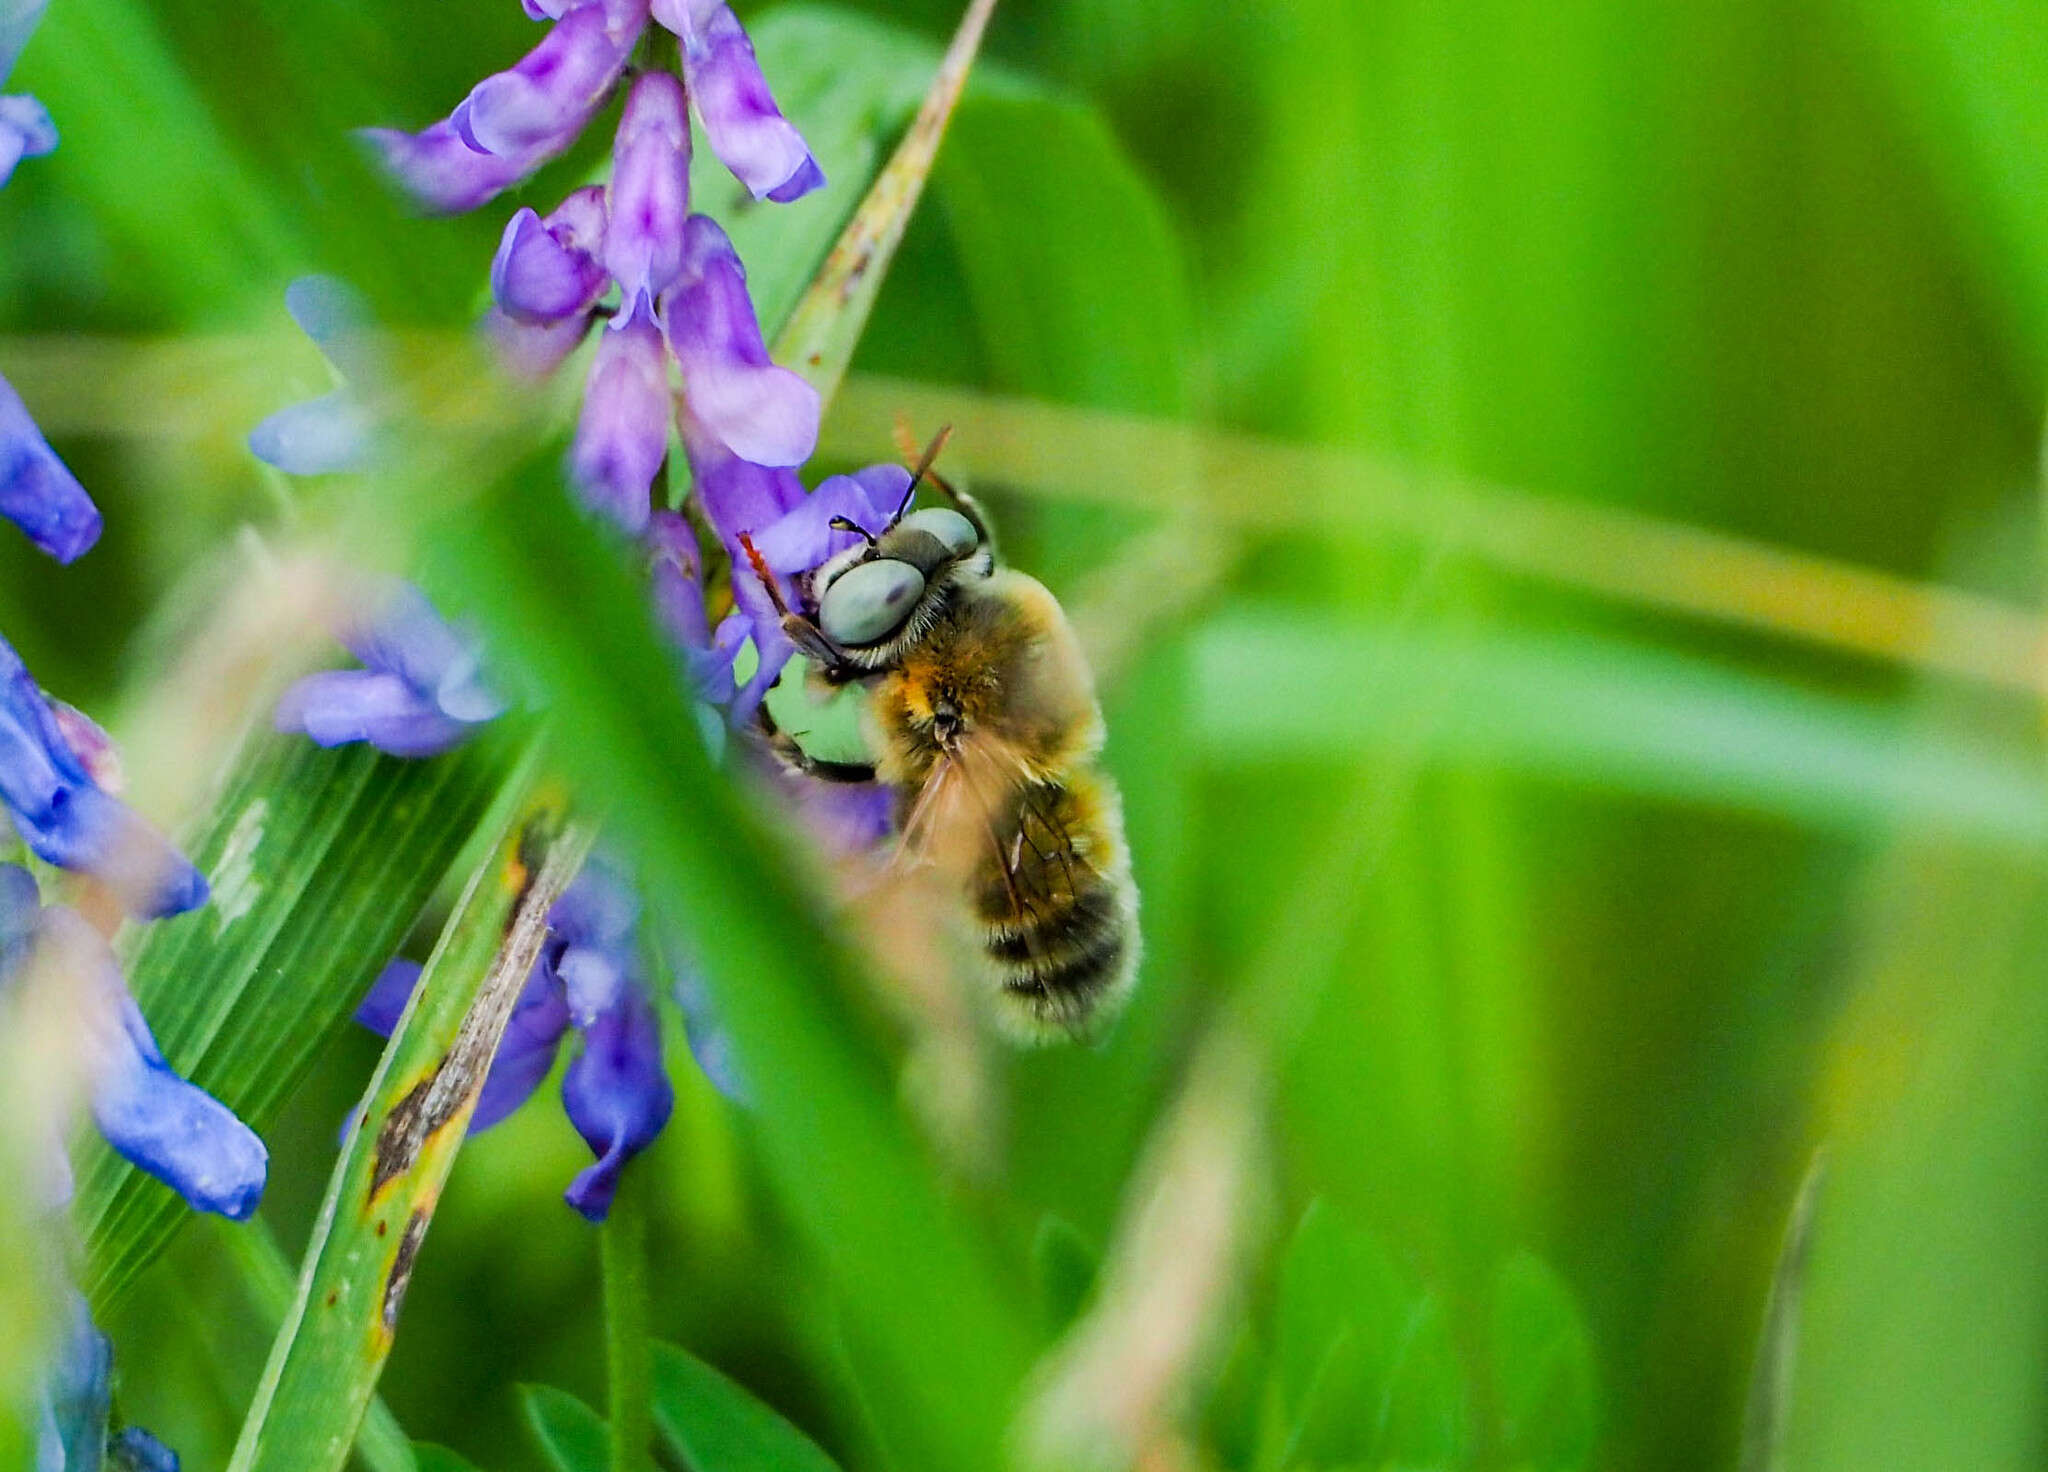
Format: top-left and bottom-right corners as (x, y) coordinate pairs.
(0, 633), (206, 918)
(656, 0), (823, 201)
(604, 72), (690, 312)
(359, 118), (543, 217)
(571, 296), (672, 533)
(667, 215), (819, 468)
(249, 276), (381, 476)
(357, 855), (674, 1221)
(365, 2), (645, 214)
(0, 368), (100, 563)
(275, 580), (504, 758)
(491, 186), (609, 324)
(0, 90), (52, 186)
(647, 510), (744, 707)
(2, 866), (267, 1219)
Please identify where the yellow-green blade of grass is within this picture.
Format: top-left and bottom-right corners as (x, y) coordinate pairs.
(226, 785), (595, 1472)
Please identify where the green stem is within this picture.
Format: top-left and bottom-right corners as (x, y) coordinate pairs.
(602, 1176), (654, 1472)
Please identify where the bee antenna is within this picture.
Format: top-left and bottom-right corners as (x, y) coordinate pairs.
(828, 514), (878, 548)
(892, 423), (954, 524)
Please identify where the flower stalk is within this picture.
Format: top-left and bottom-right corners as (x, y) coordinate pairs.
(602, 1170), (654, 1472)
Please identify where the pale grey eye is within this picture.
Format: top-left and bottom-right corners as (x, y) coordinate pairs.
(897, 507), (979, 557)
(820, 558), (927, 646)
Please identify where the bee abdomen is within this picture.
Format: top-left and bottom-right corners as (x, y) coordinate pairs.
(974, 773), (1139, 1042)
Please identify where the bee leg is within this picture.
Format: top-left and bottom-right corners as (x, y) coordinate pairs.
(755, 704), (879, 785)
(736, 531), (863, 681)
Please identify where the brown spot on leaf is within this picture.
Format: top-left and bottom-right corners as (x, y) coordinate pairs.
(382, 1208), (429, 1332)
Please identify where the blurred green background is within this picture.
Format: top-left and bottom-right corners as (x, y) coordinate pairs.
(4, 0), (2048, 1469)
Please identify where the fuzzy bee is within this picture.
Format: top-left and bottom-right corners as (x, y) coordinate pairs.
(743, 433), (1138, 1044)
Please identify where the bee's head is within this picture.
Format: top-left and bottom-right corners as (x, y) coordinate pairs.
(811, 503), (992, 669)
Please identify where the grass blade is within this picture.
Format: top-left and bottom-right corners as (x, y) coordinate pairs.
(225, 781), (594, 1472)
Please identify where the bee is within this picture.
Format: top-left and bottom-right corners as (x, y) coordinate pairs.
(742, 431), (1139, 1044)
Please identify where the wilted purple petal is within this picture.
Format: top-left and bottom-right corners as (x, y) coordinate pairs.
(454, 3), (638, 160)
(491, 189), (608, 323)
(0, 92), (53, 186)
(668, 215), (818, 467)
(50, 907), (267, 1219)
(560, 990), (672, 1220)
(0, 370), (99, 563)
(604, 72), (688, 310)
(571, 299), (671, 534)
(663, 1), (823, 202)
(359, 119), (542, 216)
(0, 635), (206, 917)
(484, 305), (595, 380)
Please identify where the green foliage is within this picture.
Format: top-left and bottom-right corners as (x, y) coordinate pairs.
(414, 1445), (485, 1472)
(651, 1341), (844, 1472)
(1030, 1216), (1101, 1334)
(79, 728), (527, 1307)
(1490, 1253), (1599, 1472)
(522, 1386), (611, 1472)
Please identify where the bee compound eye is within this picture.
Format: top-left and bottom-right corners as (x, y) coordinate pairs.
(896, 507), (979, 557)
(819, 557), (927, 647)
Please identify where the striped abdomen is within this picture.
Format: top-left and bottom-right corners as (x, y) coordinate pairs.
(970, 767), (1139, 1043)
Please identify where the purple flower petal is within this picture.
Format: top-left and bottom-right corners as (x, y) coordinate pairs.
(0, 92), (54, 187)
(551, 856), (640, 953)
(359, 119), (542, 216)
(0, 635), (206, 917)
(603, 72), (689, 310)
(340, 581), (501, 723)
(752, 470), (897, 577)
(560, 989), (672, 1220)
(668, 215), (818, 467)
(52, 907), (267, 1219)
(491, 189), (608, 323)
(0, 860), (34, 957)
(110, 1427), (181, 1472)
(0, 370), (99, 563)
(284, 274), (381, 384)
(484, 305), (595, 380)
(570, 299), (671, 534)
(678, 402), (804, 545)
(355, 958), (420, 1037)
(667, 942), (746, 1102)
(273, 669), (474, 758)
(454, 3), (638, 160)
(663, 1), (823, 202)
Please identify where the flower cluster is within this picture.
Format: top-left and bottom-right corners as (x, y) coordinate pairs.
(0, 4), (264, 1462)
(362, 0), (824, 537)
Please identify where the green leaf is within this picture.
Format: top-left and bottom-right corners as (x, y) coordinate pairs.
(412, 1446), (483, 1472)
(225, 787), (594, 1472)
(79, 726), (527, 1307)
(932, 92), (1193, 417)
(1030, 1216), (1101, 1334)
(1189, 612), (2048, 849)
(651, 1341), (842, 1472)
(1272, 1200), (1469, 1467)
(522, 1386), (612, 1472)
(1490, 1253), (1599, 1472)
